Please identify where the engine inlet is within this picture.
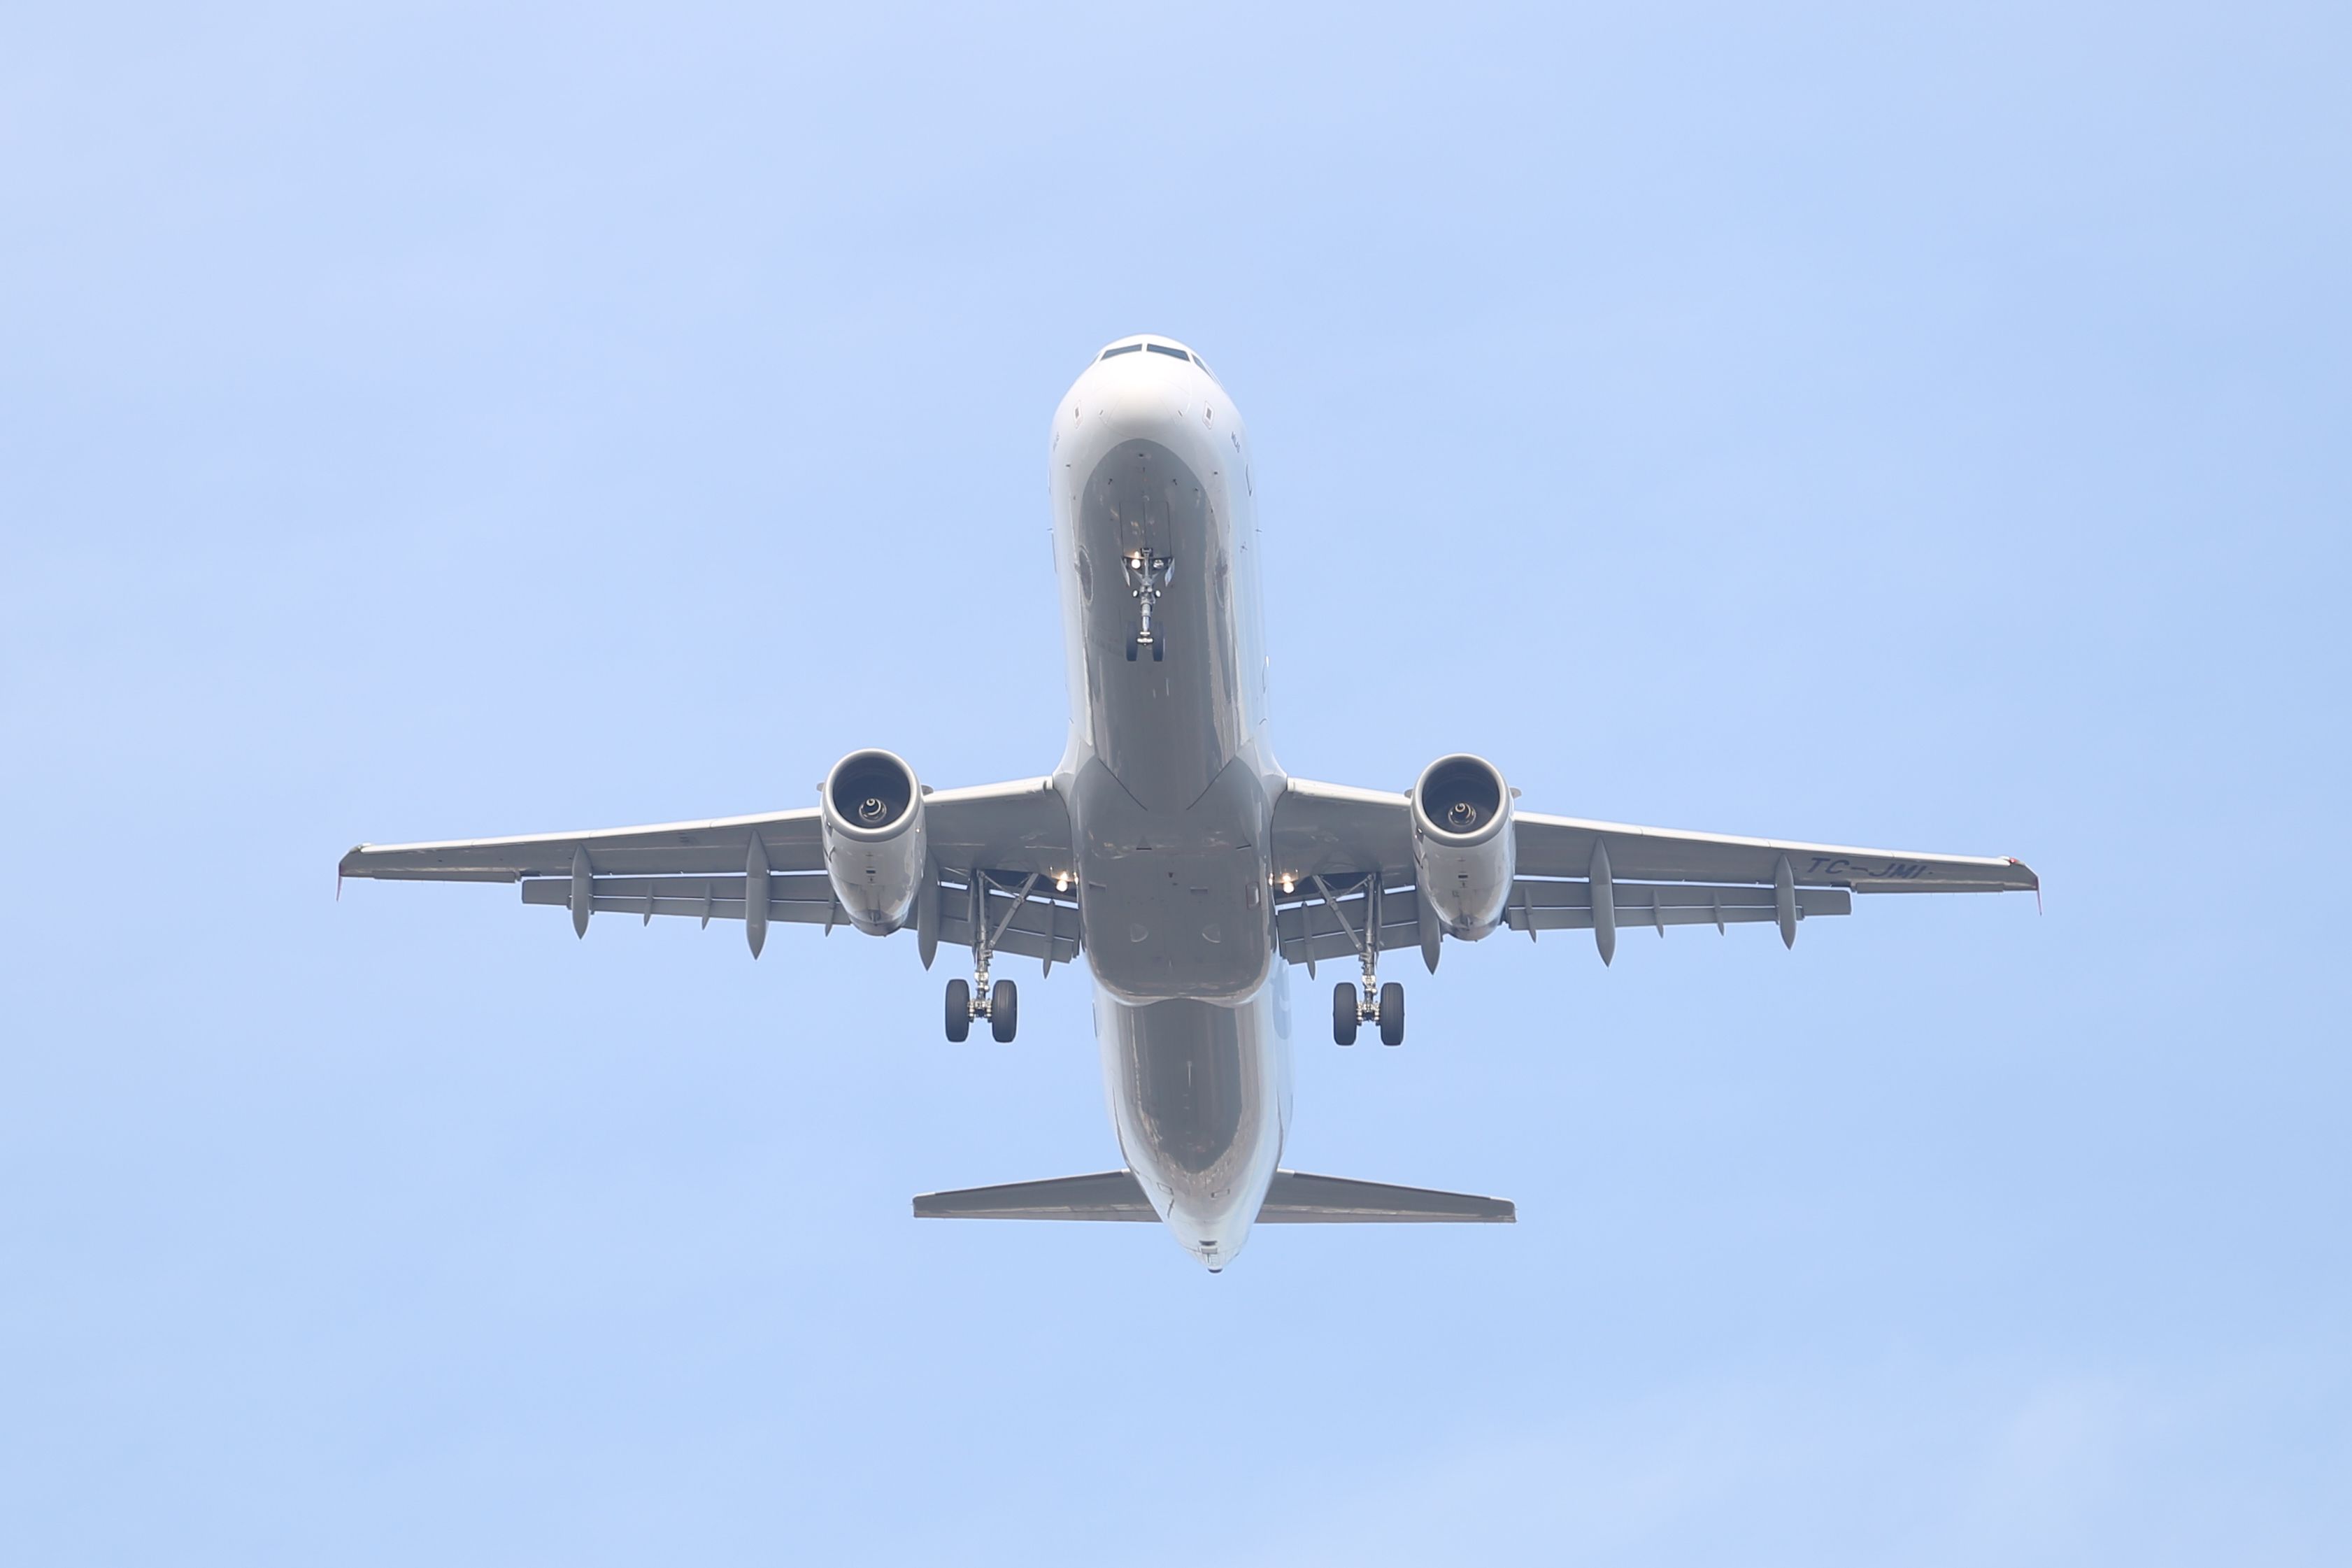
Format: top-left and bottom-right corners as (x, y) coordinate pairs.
(826, 750), (915, 832)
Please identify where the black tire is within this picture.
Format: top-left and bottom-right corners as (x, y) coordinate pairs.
(1125, 638), (1139, 662)
(945, 978), (971, 1042)
(1378, 981), (1406, 1046)
(1332, 981), (1358, 1046)
(1150, 639), (1164, 662)
(990, 979), (1018, 1043)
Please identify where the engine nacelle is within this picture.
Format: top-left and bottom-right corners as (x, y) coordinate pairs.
(1410, 753), (1516, 940)
(820, 748), (929, 935)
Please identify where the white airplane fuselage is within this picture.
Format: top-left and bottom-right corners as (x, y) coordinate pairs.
(1046, 337), (1292, 1271)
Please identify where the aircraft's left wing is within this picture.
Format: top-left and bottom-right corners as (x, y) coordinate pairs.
(338, 778), (1080, 964)
(1267, 776), (2034, 969)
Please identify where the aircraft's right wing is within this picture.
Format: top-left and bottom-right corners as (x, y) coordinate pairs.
(1267, 776), (2034, 969)
(1508, 812), (2037, 894)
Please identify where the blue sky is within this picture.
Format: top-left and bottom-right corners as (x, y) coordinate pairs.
(3, 3), (2346, 1562)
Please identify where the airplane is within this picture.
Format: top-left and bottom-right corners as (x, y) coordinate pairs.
(339, 333), (2037, 1271)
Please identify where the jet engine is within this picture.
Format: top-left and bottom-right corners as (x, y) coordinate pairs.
(820, 748), (929, 934)
(1409, 753), (1516, 940)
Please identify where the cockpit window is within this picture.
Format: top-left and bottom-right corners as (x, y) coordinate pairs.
(1099, 343), (1143, 359)
(1145, 343), (1190, 362)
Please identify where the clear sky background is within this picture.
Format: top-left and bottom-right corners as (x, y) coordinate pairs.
(3, 3), (2346, 1563)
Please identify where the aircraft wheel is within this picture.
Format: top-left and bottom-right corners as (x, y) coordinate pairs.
(1125, 638), (1139, 662)
(1332, 982), (1358, 1046)
(945, 978), (971, 1042)
(990, 980), (1018, 1043)
(1150, 639), (1164, 662)
(1378, 981), (1406, 1047)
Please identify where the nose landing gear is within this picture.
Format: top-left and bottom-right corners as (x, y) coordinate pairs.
(1123, 550), (1171, 662)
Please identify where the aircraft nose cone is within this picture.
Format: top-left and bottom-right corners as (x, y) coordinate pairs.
(1093, 369), (1180, 436)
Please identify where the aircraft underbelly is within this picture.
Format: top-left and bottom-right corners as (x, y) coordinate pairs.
(1067, 438), (1273, 1004)
(1055, 396), (1288, 1264)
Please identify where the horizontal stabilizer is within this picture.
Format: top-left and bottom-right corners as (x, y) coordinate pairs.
(913, 1170), (1155, 1222)
(912, 1169), (1513, 1224)
(1260, 1170), (1514, 1223)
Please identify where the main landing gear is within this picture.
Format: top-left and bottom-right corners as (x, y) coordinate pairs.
(945, 976), (1016, 1043)
(1123, 549), (1171, 662)
(1311, 872), (1406, 1047)
(945, 870), (1024, 1043)
(1333, 979), (1404, 1048)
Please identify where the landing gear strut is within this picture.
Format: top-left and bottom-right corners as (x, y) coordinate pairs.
(945, 869), (1034, 1043)
(1123, 549), (1171, 662)
(1313, 873), (1406, 1047)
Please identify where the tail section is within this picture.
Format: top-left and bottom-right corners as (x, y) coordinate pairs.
(913, 1169), (1513, 1224)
